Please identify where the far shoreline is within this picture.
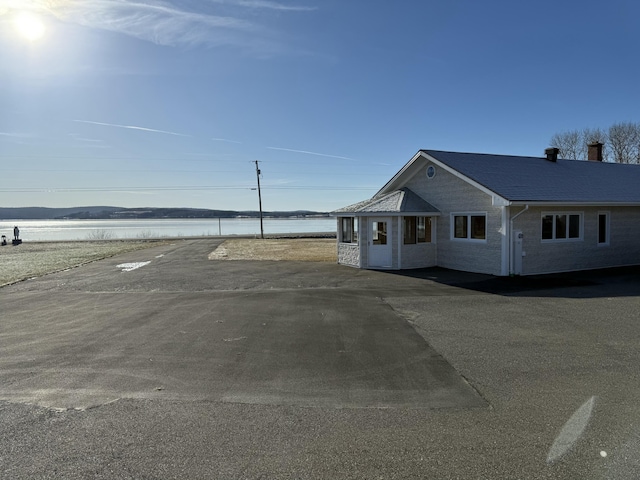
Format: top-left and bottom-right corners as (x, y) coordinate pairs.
(8, 232), (336, 244)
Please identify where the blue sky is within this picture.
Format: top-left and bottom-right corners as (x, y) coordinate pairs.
(1, 0), (639, 212)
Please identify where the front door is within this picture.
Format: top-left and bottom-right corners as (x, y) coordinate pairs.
(369, 218), (392, 268)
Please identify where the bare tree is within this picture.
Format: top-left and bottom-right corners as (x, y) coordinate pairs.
(550, 128), (608, 160)
(550, 130), (582, 160)
(549, 124), (640, 163)
(608, 122), (640, 164)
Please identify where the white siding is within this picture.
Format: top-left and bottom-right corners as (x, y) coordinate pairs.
(391, 217), (399, 269)
(401, 243), (437, 269)
(404, 163), (504, 275)
(514, 206), (640, 274)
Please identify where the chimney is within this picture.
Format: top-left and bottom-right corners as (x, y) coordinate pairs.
(545, 147), (559, 162)
(588, 142), (603, 162)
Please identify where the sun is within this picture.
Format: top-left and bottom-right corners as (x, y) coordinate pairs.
(13, 12), (46, 42)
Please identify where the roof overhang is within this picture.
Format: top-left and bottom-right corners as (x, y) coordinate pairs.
(377, 151), (510, 207)
(332, 187), (441, 217)
(508, 201), (640, 207)
(331, 211), (441, 217)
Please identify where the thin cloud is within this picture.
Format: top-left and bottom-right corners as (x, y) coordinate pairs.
(68, 133), (104, 142)
(0, 132), (30, 138)
(211, 0), (317, 12)
(9, 0), (314, 51)
(74, 120), (192, 137)
(67, 133), (111, 149)
(266, 146), (356, 161)
(212, 137), (242, 144)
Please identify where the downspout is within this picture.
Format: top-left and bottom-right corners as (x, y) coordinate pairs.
(509, 204), (529, 275)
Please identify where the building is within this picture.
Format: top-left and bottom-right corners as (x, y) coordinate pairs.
(334, 143), (640, 275)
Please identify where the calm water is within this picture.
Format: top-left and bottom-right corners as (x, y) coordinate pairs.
(0, 218), (336, 241)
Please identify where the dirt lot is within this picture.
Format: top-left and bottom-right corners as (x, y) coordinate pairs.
(209, 238), (337, 262)
(0, 240), (168, 286)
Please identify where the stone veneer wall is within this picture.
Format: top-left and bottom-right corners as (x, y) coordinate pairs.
(337, 242), (360, 267)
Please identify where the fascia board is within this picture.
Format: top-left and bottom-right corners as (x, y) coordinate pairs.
(331, 212), (441, 217)
(375, 151), (425, 196)
(509, 201), (640, 207)
(396, 190), (404, 211)
(358, 212), (442, 217)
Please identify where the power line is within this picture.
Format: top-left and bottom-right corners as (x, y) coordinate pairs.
(0, 168), (386, 176)
(0, 185), (376, 193)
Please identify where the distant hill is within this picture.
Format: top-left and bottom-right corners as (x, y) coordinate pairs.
(0, 206), (120, 220)
(0, 206), (330, 220)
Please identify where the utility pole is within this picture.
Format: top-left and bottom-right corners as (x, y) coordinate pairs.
(254, 160), (264, 239)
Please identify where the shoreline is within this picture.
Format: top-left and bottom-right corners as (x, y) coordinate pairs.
(0, 218), (337, 242)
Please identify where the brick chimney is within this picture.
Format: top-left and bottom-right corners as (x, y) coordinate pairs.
(545, 147), (559, 162)
(588, 142), (603, 161)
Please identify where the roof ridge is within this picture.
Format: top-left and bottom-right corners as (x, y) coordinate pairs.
(424, 149), (640, 166)
(396, 189), (405, 211)
(423, 149), (545, 160)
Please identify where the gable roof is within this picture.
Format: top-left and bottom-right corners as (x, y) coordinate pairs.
(379, 149), (640, 205)
(333, 187), (440, 216)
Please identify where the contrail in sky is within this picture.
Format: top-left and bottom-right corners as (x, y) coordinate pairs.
(212, 137), (242, 144)
(74, 120), (191, 137)
(10, 1), (314, 51)
(266, 146), (356, 161)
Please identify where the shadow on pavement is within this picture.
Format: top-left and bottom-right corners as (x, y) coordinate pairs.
(384, 265), (640, 298)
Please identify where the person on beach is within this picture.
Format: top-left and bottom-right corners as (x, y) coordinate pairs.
(14, 226), (19, 240)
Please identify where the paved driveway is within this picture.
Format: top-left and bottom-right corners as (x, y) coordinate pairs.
(1, 239), (484, 411)
(2, 239), (640, 479)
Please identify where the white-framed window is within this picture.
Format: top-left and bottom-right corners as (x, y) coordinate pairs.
(451, 213), (486, 242)
(340, 217), (358, 244)
(597, 211), (610, 246)
(541, 212), (583, 242)
(403, 216), (432, 244)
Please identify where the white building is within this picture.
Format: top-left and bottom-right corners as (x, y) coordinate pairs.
(334, 144), (640, 275)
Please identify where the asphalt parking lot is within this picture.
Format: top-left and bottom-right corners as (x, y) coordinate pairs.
(2, 239), (640, 479)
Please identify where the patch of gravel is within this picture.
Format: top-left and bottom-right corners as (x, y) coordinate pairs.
(209, 238), (337, 262)
(0, 241), (167, 287)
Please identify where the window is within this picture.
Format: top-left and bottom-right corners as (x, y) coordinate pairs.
(403, 216), (432, 244)
(340, 217), (358, 244)
(452, 214), (486, 241)
(541, 213), (582, 241)
(598, 212), (610, 246)
(372, 220), (387, 245)
(418, 217), (431, 243)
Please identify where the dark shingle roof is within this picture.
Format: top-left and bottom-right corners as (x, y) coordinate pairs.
(422, 150), (640, 203)
(333, 187), (440, 215)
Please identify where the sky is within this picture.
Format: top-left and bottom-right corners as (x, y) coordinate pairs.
(1, 0), (639, 212)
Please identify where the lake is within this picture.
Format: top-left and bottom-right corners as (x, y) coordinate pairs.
(0, 218), (336, 242)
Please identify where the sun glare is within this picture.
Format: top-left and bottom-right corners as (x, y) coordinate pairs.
(14, 12), (46, 42)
